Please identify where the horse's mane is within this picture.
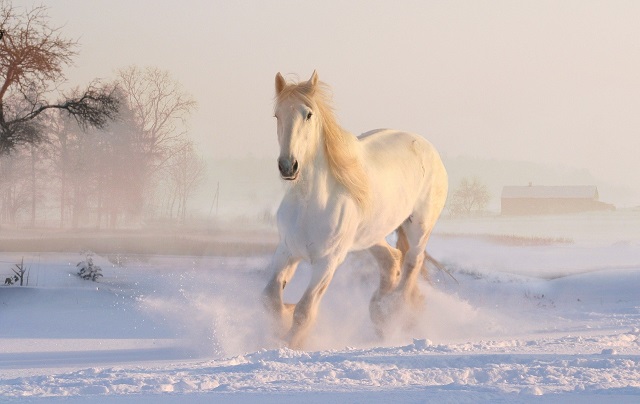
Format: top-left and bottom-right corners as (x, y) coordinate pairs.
(276, 80), (370, 212)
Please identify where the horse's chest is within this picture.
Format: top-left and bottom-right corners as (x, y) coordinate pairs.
(278, 198), (354, 260)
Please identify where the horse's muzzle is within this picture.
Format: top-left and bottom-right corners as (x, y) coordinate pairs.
(278, 157), (299, 180)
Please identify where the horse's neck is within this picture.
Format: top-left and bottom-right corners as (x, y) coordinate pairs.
(292, 133), (335, 204)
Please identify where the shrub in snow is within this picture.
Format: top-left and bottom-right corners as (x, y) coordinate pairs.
(77, 254), (103, 281)
(3, 275), (17, 285)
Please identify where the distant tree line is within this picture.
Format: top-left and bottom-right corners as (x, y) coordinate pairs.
(0, 2), (206, 228)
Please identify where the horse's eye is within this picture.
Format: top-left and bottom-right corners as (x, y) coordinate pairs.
(306, 111), (313, 121)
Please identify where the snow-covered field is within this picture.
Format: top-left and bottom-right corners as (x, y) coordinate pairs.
(1, 212), (640, 403)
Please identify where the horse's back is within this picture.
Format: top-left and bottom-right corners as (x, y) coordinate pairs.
(358, 129), (446, 184)
(359, 128), (438, 156)
(358, 128), (391, 140)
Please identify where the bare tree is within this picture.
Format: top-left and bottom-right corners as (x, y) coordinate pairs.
(47, 99), (145, 229)
(449, 177), (490, 216)
(116, 66), (196, 171)
(165, 141), (207, 225)
(93, 95), (145, 228)
(0, 1), (118, 153)
(27, 142), (45, 227)
(115, 66), (197, 221)
(48, 115), (71, 227)
(10, 257), (28, 286)
(0, 148), (29, 223)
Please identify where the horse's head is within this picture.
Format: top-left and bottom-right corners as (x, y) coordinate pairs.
(273, 71), (321, 181)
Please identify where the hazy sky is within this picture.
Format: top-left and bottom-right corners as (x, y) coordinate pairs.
(25, 1), (640, 202)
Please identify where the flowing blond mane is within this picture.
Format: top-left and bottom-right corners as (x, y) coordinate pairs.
(276, 80), (371, 212)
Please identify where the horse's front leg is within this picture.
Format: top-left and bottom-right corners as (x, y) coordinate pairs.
(262, 243), (300, 338)
(286, 256), (341, 349)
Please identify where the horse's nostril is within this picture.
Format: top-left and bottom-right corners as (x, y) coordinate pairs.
(292, 160), (299, 172)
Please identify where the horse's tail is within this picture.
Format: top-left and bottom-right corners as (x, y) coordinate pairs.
(423, 252), (458, 284)
(395, 226), (457, 284)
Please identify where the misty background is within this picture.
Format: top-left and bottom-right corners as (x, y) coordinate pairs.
(10, 0), (640, 225)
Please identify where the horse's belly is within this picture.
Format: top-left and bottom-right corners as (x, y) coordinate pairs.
(351, 202), (413, 251)
(352, 175), (427, 250)
(354, 220), (408, 249)
(350, 225), (395, 251)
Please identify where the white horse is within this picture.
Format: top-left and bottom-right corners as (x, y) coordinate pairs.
(263, 71), (448, 348)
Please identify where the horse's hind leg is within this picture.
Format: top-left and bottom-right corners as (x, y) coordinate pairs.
(397, 212), (439, 308)
(399, 224), (433, 280)
(368, 240), (403, 335)
(396, 226), (409, 258)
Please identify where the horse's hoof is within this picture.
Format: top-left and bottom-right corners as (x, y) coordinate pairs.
(369, 291), (402, 331)
(370, 288), (426, 338)
(404, 287), (425, 310)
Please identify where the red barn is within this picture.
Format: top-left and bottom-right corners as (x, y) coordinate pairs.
(501, 185), (614, 215)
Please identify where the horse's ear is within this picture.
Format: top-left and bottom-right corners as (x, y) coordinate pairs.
(275, 72), (286, 95)
(308, 70), (319, 89)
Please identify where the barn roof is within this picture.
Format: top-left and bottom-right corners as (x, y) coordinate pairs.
(501, 185), (599, 199)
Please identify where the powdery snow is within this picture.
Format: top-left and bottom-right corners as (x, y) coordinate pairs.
(1, 213), (639, 402)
